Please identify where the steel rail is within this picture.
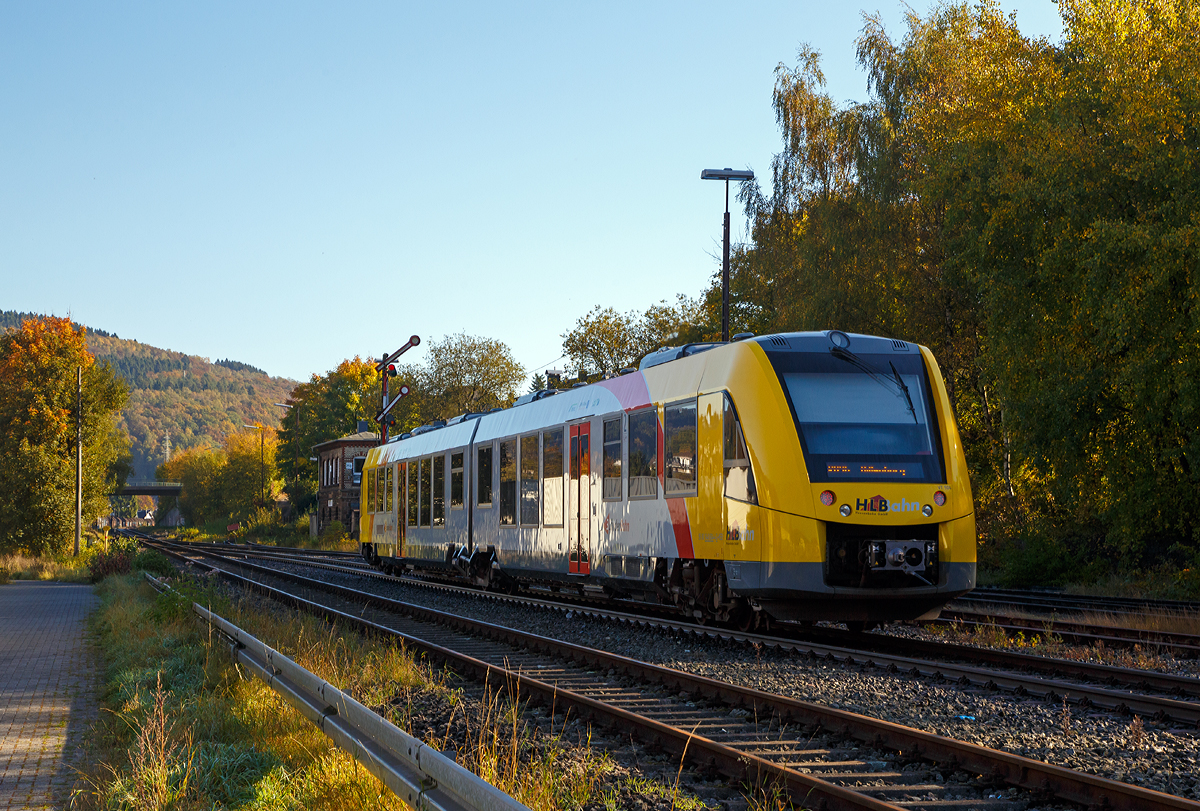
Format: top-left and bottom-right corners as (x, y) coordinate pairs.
(963, 588), (1200, 616)
(147, 540), (1200, 811)
(170, 539), (1200, 720)
(933, 611), (1200, 658)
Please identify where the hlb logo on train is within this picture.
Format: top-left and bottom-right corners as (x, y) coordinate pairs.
(854, 495), (923, 514)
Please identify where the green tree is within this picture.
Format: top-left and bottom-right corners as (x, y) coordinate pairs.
(562, 296), (707, 378)
(417, 333), (525, 418)
(529, 373), (546, 393)
(0, 316), (130, 555)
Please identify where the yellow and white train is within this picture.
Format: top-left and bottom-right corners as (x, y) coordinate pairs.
(359, 331), (975, 629)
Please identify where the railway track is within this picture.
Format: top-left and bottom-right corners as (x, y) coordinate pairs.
(145, 536), (1200, 657)
(144, 535), (1200, 724)
(141, 537), (1200, 811)
(958, 588), (1200, 619)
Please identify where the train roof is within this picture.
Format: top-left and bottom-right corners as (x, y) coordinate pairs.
(372, 330), (920, 464)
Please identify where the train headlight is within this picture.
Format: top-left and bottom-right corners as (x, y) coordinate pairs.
(933, 490), (946, 506)
(922, 504), (933, 517)
(820, 490), (836, 506)
(839, 504), (852, 517)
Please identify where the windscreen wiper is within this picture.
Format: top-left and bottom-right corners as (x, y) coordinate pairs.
(889, 360), (918, 424)
(829, 346), (918, 423)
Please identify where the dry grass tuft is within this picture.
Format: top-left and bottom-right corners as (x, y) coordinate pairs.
(0, 553), (90, 582)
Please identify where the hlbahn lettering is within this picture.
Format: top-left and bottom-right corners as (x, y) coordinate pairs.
(854, 496), (923, 514)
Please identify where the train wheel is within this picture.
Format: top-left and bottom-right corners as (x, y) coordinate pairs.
(732, 605), (755, 633)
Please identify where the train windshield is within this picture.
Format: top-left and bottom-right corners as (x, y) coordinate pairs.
(767, 350), (945, 483)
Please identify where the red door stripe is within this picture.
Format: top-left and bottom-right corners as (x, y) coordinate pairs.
(667, 498), (694, 559)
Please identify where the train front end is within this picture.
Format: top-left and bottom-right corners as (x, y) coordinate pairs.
(729, 331), (975, 624)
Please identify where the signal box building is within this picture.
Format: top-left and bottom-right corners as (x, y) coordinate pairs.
(314, 428), (379, 538)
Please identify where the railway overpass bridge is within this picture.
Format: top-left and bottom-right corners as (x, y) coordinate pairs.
(115, 480), (182, 497)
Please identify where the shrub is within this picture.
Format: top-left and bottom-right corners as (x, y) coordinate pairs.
(133, 549), (176, 578)
(321, 520), (346, 543)
(0, 566), (10, 585)
(89, 548), (134, 582)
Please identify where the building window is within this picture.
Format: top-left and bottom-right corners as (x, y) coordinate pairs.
(664, 400), (697, 497)
(353, 457), (365, 486)
(407, 461), (418, 526)
(520, 434), (539, 526)
(450, 452), (464, 509)
(499, 439), (516, 526)
(477, 445), (493, 506)
(420, 457), (432, 527)
(602, 417), (622, 501)
(433, 454), (445, 526)
(628, 409), (658, 499)
(543, 428), (563, 526)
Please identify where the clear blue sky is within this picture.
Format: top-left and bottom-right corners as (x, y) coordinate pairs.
(1, 2), (1064, 384)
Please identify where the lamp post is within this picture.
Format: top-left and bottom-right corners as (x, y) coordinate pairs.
(244, 423), (265, 511)
(701, 167), (755, 342)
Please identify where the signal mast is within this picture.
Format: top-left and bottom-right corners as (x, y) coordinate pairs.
(375, 335), (420, 443)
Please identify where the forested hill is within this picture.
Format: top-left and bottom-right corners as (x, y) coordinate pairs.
(1, 311), (298, 478)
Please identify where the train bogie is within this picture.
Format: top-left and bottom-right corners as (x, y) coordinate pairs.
(359, 331), (976, 626)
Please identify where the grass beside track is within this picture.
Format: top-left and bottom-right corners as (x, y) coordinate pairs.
(74, 572), (716, 810)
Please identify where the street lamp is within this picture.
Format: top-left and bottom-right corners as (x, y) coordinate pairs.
(701, 167), (755, 342)
(244, 423), (265, 511)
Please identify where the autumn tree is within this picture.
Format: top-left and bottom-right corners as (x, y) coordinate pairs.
(725, 0), (1200, 582)
(0, 317), (130, 555)
(156, 445), (225, 526)
(277, 357), (379, 513)
(222, 427), (280, 521)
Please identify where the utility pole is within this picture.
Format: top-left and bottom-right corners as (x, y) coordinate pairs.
(75, 366), (82, 557)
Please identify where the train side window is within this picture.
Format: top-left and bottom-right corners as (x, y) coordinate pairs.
(499, 439), (517, 526)
(385, 465), (393, 513)
(477, 445), (493, 507)
(543, 428), (564, 525)
(450, 452), (464, 509)
(627, 408), (659, 499)
(374, 468), (382, 513)
(520, 434), (539, 526)
(407, 460), (418, 526)
(664, 399), (698, 497)
(724, 394), (758, 503)
(363, 468), (371, 512)
(602, 417), (622, 501)
(420, 457), (432, 527)
(433, 454), (445, 525)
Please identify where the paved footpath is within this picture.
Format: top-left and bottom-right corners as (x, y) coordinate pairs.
(0, 581), (99, 810)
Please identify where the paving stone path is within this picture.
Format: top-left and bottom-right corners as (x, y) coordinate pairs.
(0, 581), (99, 810)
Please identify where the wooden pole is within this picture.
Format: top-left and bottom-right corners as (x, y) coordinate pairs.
(75, 365), (82, 557)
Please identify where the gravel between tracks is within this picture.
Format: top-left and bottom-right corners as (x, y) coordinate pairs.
(260, 562), (1200, 802)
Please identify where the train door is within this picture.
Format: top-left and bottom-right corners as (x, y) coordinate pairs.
(569, 422), (592, 574)
(398, 462), (406, 558)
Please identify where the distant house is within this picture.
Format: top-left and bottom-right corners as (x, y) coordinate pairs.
(314, 426), (379, 539)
